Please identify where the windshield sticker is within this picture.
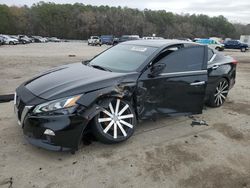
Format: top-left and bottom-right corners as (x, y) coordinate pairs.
(130, 46), (147, 52)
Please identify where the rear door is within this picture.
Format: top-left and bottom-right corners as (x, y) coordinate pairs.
(137, 45), (208, 118)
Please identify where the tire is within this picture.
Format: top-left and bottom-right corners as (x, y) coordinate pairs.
(207, 78), (229, 107)
(9, 41), (14, 45)
(92, 98), (136, 144)
(241, 47), (246, 52)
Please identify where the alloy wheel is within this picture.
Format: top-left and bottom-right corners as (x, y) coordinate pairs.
(98, 99), (135, 139)
(214, 80), (229, 106)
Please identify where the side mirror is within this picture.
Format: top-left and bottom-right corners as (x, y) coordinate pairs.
(149, 63), (166, 77)
(82, 60), (90, 65)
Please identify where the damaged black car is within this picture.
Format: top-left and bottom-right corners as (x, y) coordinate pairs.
(14, 40), (237, 152)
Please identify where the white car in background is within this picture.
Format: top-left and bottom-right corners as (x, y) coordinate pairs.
(195, 38), (225, 51)
(88, 36), (102, 46)
(0, 35), (19, 45)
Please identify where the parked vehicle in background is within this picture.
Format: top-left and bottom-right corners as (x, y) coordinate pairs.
(0, 35), (19, 45)
(113, 35), (140, 45)
(224, 40), (249, 52)
(100, 35), (114, 45)
(88, 36), (102, 46)
(27, 36), (36, 43)
(113, 37), (119, 45)
(12, 35), (30, 44)
(32, 36), (48, 43)
(0, 36), (4, 45)
(143, 36), (165, 40)
(119, 35), (140, 43)
(195, 38), (224, 51)
(19, 35), (33, 43)
(47, 37), (61, 42)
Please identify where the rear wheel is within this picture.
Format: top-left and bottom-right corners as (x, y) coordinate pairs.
(9, 41), (14, 45)
(207, 78), (229, 107)
(241, 47), (246, 52)
(215, 47), (224, 51)
(92, 98), (136, 144)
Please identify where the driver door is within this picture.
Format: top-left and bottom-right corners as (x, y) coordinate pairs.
(136, 45), (208, 119)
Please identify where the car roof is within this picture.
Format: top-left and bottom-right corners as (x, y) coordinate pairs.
(121, 39), (199, 48)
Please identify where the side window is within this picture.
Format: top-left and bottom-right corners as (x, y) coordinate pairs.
(155, 46), (206, 73)
(153, 45), (182, 64)
(208, 48), (214, 61)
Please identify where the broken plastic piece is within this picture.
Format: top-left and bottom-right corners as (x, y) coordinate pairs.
(191, 120), (208, 127)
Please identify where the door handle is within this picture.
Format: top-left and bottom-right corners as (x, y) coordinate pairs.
(212, 65), (219, 70)
(190, 81), (205, 86)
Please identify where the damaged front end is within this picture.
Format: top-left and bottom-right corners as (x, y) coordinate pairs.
(16, 73), (139, 152)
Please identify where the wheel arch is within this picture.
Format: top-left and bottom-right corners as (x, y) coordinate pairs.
(76, 83), (138, 136)
(78, 95), (137, 144)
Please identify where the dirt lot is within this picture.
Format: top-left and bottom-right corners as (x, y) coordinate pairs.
(0, 42), (250, 188)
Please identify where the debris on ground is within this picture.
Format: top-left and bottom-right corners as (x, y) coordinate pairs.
(0, 94), (14, 103)
(68, 54), (76, 57)
(191, 120), (209, 127)
(0, 177), (13, 188)
(188, 115), (209, 127)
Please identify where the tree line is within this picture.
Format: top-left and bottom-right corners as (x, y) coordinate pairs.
(0, 2), (249, 40)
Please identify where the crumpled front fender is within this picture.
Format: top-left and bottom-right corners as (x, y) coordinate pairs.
(77, 82), (137, 120)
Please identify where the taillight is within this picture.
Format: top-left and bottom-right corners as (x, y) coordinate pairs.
(232, 59), (238, 65)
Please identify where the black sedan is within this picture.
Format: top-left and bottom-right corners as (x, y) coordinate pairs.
(14, 40), (237, 152)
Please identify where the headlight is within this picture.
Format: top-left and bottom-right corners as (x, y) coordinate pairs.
(33, 95), (82, 115)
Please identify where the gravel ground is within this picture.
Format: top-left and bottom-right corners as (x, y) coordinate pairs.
(0, 42), (249, 188)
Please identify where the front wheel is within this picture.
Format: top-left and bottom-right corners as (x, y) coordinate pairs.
(207, 78), (229, 107)
(92, 98), (136, 144)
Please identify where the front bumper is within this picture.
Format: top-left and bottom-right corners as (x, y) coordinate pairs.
(14, 85), (90, 151)
(22, 113), (88, 151)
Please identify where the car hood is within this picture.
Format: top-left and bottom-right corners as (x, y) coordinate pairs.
(24, 63), (129, 100)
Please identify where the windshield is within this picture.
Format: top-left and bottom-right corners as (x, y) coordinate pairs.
(89, 44), (157, 72)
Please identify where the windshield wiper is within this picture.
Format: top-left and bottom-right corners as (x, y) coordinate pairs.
(90, 65), (112, 72)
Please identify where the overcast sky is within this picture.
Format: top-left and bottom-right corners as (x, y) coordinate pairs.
(0, 0), (250, 24)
